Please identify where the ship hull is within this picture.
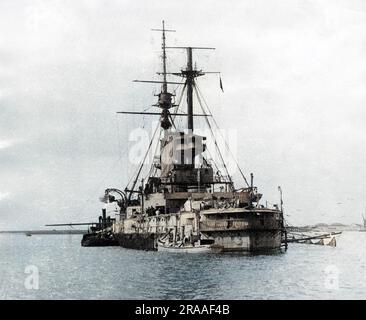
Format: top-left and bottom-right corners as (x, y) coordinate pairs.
(116, 233), (158, 251)
(112, 208), (284, 252)
(202, 230), (282, 252)
(81, 232), (119, 247)
(114, 229), (283, 252)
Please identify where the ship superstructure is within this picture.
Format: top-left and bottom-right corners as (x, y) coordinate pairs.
(90, 21), (286, 252)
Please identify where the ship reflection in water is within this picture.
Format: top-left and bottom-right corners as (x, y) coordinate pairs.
(1, 232), (366, 299)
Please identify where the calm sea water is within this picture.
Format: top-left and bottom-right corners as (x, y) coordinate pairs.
(1, 231), (366, 299)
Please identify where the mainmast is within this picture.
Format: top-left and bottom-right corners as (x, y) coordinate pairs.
(186, 47), (194, 130)
(166, 46), (215, 132)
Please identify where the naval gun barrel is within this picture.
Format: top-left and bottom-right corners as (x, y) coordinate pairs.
(45, 223), (98, 227)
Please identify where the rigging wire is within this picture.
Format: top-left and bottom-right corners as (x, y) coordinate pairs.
(195, 81), (250, 188)
(89, 115), (128, 195)
(75, 114), (129, 221)
(142, 82), (186, 182)
(193, 82), (234, 189)
(171, 82), (186, 123)
(126, 121), (161, 199)
(143, 127), (162, 181)
(205, 147), (222, 178)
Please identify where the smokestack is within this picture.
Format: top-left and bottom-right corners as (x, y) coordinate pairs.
(102, 208), (107, 228)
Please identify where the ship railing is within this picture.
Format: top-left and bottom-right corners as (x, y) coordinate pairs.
(234, 187), (258, 193)
(200, 219), (249, 231)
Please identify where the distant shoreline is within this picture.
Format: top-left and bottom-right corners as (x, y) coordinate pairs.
(0, 222), (364, 235)
(0, 230), (87, 235)
(287, 223), (364, 233)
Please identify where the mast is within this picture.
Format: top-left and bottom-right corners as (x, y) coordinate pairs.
(166, 46), (215, 132)
(151, 21), (176, 130)
(186, 47), (194, 131)
(124, 21), (176, 201)
(122, 26), (215, 133)
(161, 21), (168, 94)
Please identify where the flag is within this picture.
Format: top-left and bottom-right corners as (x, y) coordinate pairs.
(219, 76), (224, 92)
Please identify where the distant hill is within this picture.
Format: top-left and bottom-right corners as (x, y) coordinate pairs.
(288, 223), (362, 232)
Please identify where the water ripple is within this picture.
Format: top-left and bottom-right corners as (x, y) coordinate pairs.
(1, 232), (366, 299)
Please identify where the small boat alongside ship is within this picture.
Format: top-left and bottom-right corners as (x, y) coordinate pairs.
(157, 241), (214, 253)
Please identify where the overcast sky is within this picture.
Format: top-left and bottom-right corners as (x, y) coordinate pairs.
(1, 0), (366, 229)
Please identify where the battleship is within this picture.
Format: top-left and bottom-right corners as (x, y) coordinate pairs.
(50, 22), (287, 252)
(361, 211), (366, 232)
